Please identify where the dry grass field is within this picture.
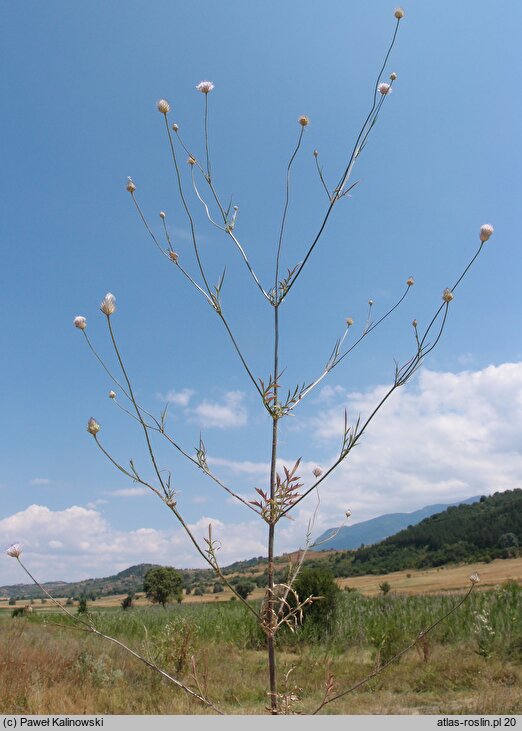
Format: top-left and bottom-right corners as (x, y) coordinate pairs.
(337, 557), (522, 596)
(0, 620), (520, 715)
(0, 557), (520, 715)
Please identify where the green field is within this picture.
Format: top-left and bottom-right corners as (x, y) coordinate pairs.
(1, 580), (521, 715)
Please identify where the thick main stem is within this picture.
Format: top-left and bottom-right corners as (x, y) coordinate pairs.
(266, 304), (280, 713)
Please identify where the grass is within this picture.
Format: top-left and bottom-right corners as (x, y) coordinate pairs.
(1, 579), (520, 715)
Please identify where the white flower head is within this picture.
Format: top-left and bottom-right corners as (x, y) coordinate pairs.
(345, 317), (354, 327)
(100, 292), (116, 316)
(378, 83), (392, 96)
(196, 80), (214, 94)
(109, 390), (116, 399)
(312, 467), (323, 478)
(87, 417), (100, 435)
(368, 299), (374, 306)
(469, 572), (480, 584)
(298, 116), (310, 127)
(73, 316), (87, 330)
(6, 543), (22, 559)
(394, 7), (405, 19)
(479, 224), (494, 242)
(442, 288), (454, 303)
(159, 211), (166, 219)
(172, 123), (179, 132)
(126, 177), (136, 193)
(156, 99), (170, 115)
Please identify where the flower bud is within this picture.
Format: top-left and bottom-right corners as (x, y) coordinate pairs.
(390, 72), (397, 81)
(394, 7), (405, 19)
(346, 317), (354, 327)
(172, 123), (179, 132)
(479, 224), (494, 242)
(169, 251), (179, 263)
(187, 156), (196, 166)
(74, 316), (87, 330)
(109, 391), (116, 399)
(412, 319), (418, 328)
(126, 177), (136, 193)
(406, 277), (414, 286)
(6, 544), (22, 558)
(312, 467), (323, 478)
(442, 288), (454, 303)
(87, 418), (100, 435)
(345, 509), (352, 519)
(298, 116), (309, 127)
(159, 211), (166, 219)
(100, 293), (116, 316)
(469, 572), (480, 584)
(156, 99), (170, 114)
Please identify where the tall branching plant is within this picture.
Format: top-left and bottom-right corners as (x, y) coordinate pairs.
(9, 6), (494, 714)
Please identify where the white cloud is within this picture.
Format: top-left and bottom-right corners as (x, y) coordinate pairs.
(2, 363), (521, 585)
(105, 488), (149, 498)
(158, 388), (195, 407)
(305, 362), (522, 524)
(0, 503), (267, 584)
(29, 478), (51, 486)
(208, 456), (268, 476)
(189, 391), (247, 428)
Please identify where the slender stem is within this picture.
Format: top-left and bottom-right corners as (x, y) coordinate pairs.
(314, 152), (331, 200)
(15, 558), (222, 713)
(274, 127), (305, 298)
(93, 435), (261, 619)
(106, 315), (168, 497)
(130, 192), (170, 259)
(168, 504), (261, 620)
(82, 330), (131, 401)
(176, 127), (271, 301)
(312, 583), (476, 713)
(218, 311), (265, 399)
(280, 20), (401, 302)
(163, 116), (212, 296)
(204, 93), (211, 180)
(286, 285), (411, 413)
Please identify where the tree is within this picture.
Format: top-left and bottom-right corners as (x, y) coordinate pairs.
(121, 594), (134, 610)
(293, 568), (340, 629)
(235, 581), (255, 600)
(143, 566), (183, 607)
(77, 596), (88, 614)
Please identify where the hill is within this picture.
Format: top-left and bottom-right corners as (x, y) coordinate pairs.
(3, 491), (520, 600)
(312, 496), (481, 551)
(322, 489), (522, 577)
(0, 563), (161, 601)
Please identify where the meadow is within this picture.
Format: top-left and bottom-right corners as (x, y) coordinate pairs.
(1, 574), (520, 715)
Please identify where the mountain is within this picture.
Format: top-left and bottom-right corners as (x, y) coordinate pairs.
(0, 563), (162, 601)
(325, 489), (522, 577)
(312, 496), (482, 551)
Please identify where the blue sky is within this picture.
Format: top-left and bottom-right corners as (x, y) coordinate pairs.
(1, 1), (521, 583)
